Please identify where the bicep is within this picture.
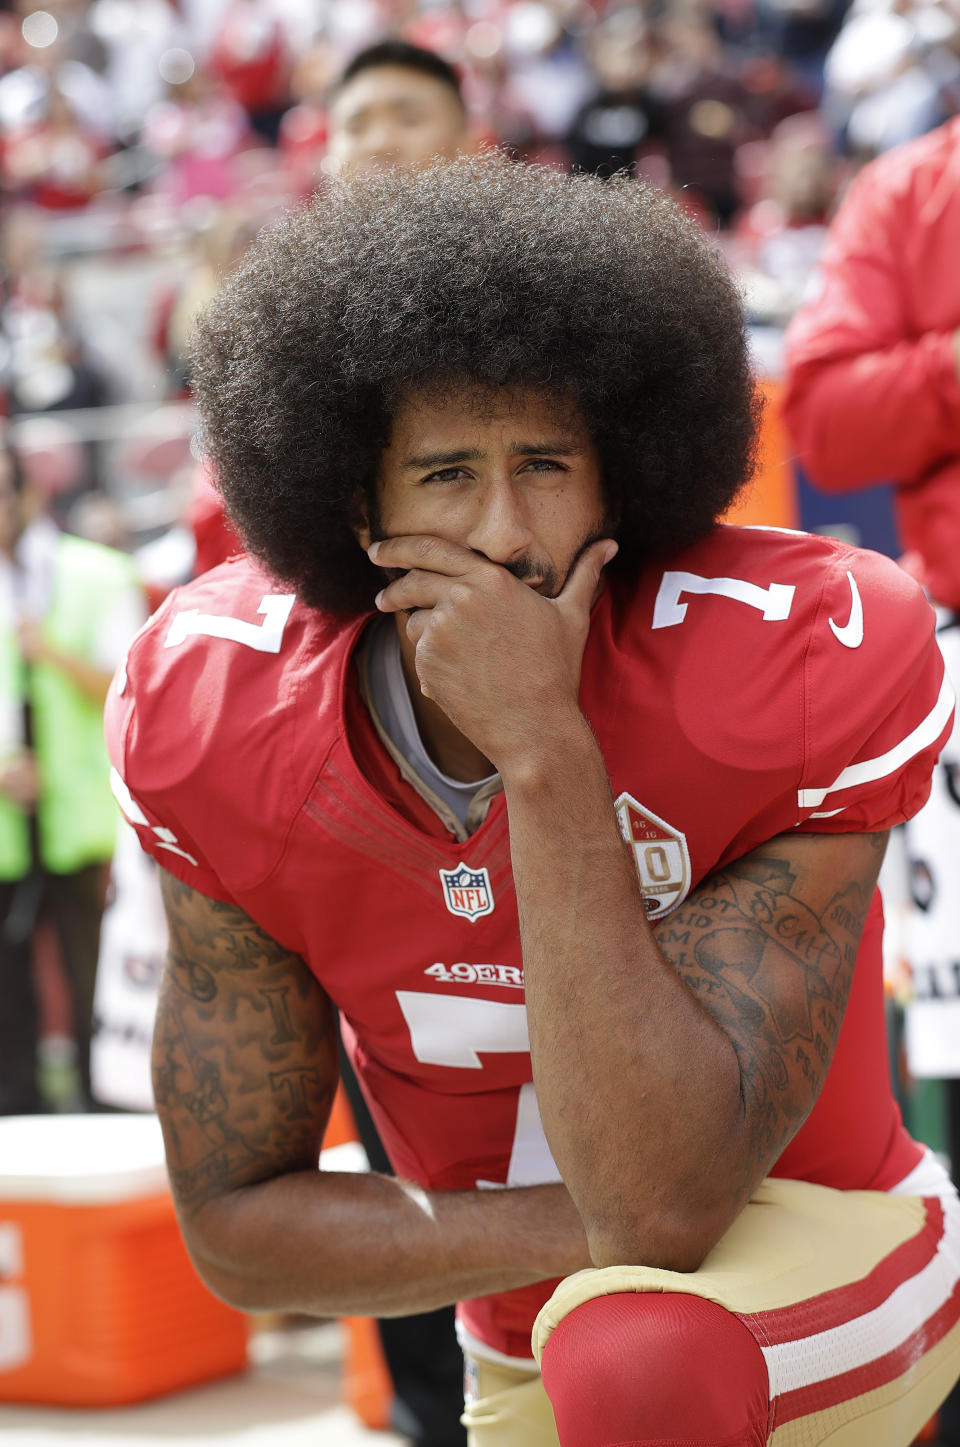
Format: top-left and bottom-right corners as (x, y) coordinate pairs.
(654, 829), (888, 1175)
(152, 869), (338, 1220)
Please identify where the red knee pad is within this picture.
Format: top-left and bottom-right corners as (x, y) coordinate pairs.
(540, 1291), (770, 1446)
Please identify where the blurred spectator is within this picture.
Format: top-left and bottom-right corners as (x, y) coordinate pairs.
(734, 113), (839, 325)
(0, 431), (146, 1114)
(0, 211), (113, 419)
(653, 13), (761, 224)
(783, 115), (960, 605)
(822, 0), (960, 155)
(566, 13), (666, 177)
(208, 0), (293, 145)
(150, 203), (260, 395)
(0, 4), (113, 140)
(139, 59), (256, 208)
(86, 0), (188, 147)
(324, 37), (472, 177)
(0, 76), (110, 208)
(752, 0), (849, 99)
(497, 2), (595, 161)
(0, 209), (114, 513)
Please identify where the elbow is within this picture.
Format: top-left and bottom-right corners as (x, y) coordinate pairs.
(583, 1202), (731, 1275)
(175, 1198), (284, 1315)
(181, 1231), (268, 1313)
(587, 1229), (711, 1276)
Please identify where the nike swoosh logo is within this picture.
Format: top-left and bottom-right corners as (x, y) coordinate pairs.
(829, 570), (863, 648)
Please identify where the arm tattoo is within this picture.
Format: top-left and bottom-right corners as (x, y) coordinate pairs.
(153, 872), (338, 1216)
(655, 831), (886, 1176)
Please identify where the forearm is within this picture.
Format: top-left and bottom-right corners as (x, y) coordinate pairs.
(181, 1170), (590, 1317)
(785, 330), (960, 490)
(502, 718), (746, 1271)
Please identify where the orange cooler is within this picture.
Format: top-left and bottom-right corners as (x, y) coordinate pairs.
(0, 1113), (248, 1406)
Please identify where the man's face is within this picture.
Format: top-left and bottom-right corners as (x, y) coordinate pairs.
(367, 387), (609, 598)
(326, 64), (468, 176)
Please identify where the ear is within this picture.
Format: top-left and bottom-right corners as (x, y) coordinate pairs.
(350, 495), (373, 552)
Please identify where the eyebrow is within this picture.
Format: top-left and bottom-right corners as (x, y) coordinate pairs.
(401, 441), (586, 470)
(340, 96), (431, 124)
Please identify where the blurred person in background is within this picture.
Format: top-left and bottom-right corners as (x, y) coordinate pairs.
(324, 36), (472, 179)
(151, 204), (261, 397)
(651, 12), (760, 226)
(783, 114), (960, 697)
(0, 78), (110, 209)
(733, 113), (840, 329)
(821, 0), (960, 156)
(782, 114), (960, 1446)
(0, 0), (113, 149)
(565, 12), (667, 180)
(0, 432), (145, 1114)
(139, 57), (255, 209)
(488, 1), (594, 165)
(207, 0), (293, 146)
(0, 207), (115, 529)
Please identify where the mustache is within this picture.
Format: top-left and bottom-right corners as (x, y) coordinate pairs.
(370, 518), (616, 600)
(504, 520), (615, 598)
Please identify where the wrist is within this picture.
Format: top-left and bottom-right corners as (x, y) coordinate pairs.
(497, 711), (601, 792)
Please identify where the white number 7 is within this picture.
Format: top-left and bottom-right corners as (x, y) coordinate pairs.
(164, 593), (295, 653)
(652, 570), (795, 630)
(395, 991), (562, 1189)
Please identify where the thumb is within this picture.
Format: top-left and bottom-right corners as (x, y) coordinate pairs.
(556, 538), (619, 617)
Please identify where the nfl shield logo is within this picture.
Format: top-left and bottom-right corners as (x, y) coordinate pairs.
(439, 863), (495, 922)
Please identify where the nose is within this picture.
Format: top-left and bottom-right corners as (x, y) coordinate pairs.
(464, 476), (536, 569)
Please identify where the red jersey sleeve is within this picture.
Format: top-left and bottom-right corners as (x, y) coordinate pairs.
(795, 545), (953, 834)
(104, 593), (240, 905)
(103, 560), (330, 910)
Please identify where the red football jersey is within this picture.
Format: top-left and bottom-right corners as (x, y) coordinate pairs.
(105, 524), (953, 1359)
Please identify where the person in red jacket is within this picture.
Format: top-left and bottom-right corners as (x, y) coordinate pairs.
(783, 117), (960, 1447)
(782, 116), (960, 612)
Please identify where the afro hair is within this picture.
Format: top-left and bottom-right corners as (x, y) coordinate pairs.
(189, 154), (760, 615)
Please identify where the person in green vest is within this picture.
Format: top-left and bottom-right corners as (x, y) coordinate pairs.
(0, 436), (146, 1113)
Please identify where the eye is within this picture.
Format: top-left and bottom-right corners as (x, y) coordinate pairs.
(420, 466), (470, 485)
(519, 457), (569, 475)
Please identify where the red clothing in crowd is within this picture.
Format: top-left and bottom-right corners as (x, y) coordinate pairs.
(783, 117), (960, 609)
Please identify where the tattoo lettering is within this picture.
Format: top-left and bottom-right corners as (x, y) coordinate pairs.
(270, 1067), (318, 1121)
(655, 831), (887, 1178)
(259, 986), (303, 1045)
(153, 871), (337, 1215)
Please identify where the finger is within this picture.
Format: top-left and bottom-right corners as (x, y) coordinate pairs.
(555, 539), (619, 619)
(375, 568), (452, 614)
(367, 534), (480, 578)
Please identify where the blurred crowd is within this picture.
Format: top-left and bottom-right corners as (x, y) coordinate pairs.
(0, 0), (957, 411)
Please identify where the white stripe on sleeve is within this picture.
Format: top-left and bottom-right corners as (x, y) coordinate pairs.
(798, 674), (955, 810)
